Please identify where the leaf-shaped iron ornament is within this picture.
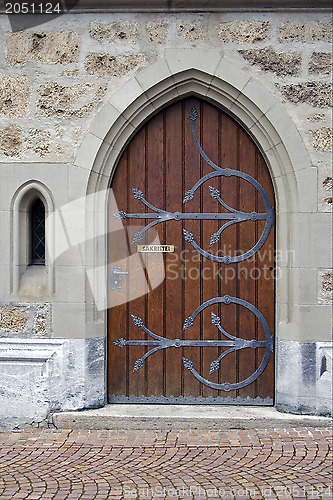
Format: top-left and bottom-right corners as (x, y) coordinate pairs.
(182, 357), (194, 371)
(113, 338), (127, 348)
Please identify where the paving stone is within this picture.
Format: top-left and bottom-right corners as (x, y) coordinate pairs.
(0, 427), (331, 499)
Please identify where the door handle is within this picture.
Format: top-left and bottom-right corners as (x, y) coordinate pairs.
(110, 265), (128, 291)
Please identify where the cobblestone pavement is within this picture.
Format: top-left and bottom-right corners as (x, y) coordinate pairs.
(0, 427), (332, 499)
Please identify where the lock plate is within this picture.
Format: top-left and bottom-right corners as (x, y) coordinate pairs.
(110, 265), (128, 291)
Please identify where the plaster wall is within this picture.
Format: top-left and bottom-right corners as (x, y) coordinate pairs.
(0, 9), (331, 425)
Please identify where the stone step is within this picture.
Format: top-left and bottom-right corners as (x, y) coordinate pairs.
(52, 405), (332, 430)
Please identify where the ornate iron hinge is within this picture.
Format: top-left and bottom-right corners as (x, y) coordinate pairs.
(113, 295), (273, 391)
(114, 107), (273, 264)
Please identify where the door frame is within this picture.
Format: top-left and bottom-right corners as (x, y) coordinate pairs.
(78, 51), (308, 409)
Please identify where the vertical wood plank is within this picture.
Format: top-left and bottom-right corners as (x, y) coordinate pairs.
(201, 102), (220, 397)
(183, 98), (202, 398)
(107, 151), (129, 398)
(165, 101), (184, 397)
(238, 129), (257, 399)
(127, 126), (148, 397)
(146, 112), (165, 397)
(217, 114), (239, 398)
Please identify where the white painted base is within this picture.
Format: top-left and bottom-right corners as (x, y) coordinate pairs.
(0, 337), (106, 428)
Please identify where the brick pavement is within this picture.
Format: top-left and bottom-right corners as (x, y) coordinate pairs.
(0, 427), (332, 499)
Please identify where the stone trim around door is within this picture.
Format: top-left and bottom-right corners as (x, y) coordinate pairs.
(74, 50), (330, 416)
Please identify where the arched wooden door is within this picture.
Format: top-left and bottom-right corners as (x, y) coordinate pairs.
(108, 97), (275, 405)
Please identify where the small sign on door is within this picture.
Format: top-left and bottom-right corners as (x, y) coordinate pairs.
(137, 245), (175, 253)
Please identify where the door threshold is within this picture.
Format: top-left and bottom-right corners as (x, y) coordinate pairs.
(52, 404), (331, 430)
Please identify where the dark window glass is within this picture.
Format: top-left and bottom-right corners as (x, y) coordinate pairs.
(31, 198), (45, 265)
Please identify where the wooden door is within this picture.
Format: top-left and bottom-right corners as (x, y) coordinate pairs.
(108, 98), (275, 404)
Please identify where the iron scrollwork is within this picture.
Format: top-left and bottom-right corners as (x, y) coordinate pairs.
(113, 295), (273, 392)
(114, 106), (273, 264)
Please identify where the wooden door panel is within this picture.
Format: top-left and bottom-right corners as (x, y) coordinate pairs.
(108, 97), (275, 404)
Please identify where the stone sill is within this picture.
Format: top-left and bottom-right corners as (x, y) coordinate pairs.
(0, 0), (332, 14)
(0, 338), (64, 362)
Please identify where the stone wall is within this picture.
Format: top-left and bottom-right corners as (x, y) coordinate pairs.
(0, 13), (331, 167)
(0, 9), (332, 423)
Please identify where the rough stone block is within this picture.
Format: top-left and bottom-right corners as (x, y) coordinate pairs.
(0, 124), (22, 157)
(0, 308), (28, 333)
(0, 72), (30, 117)
(278, 21), (332, 44)
(6, 31), (80, 65)
(318, 174), (333, 212)
(318, 270), (333, 305)
(309, 52), (332, 75)
(36, 82), (90, 117)
(307, 113), (326, 123)
(85, 53), (144, 77)
(177, 21), (204, 41)
(146, 21), (168, 44)
(311, 127), (332, 151)
(239, 47), (301, 76)
(89, 22), (139, 43)
(26, 129), (51, 156)
(0, 303), (51, 338)
(36, 82), (106, 118)
(75, 85), (108, 117)
(277, 82), (332, 108)
(321, 176), (333, 208)
(217, 21), (270, 43)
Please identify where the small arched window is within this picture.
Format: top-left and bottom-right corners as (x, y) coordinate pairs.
(30, 198), (45, 265)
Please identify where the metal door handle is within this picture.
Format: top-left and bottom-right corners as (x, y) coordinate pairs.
(110, 265), (128, 291)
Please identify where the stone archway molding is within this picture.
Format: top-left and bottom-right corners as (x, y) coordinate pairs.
(78, 49), (310, 338)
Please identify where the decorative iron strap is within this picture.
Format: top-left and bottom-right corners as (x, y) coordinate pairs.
(114, 107), (273, 263)
(113, 295), (273, 391)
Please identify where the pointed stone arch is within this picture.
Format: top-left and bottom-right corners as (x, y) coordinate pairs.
(75, 50), (312, 410)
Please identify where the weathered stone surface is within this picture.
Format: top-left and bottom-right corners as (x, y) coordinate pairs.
(36, 82), (91, 117)
(277, 339), (332, 416)
(323, 177), (333, 191)
(89, 22), (139, 43)
(217, 21), (270, 43)
(239, 47), (301, 76)
(309, 52), (332, 75)
(0, 73), (30, 117)
(27, 129), (51, 156)
(0, 303), (51, 338)
(0, 126), (52, 158)
(307, 113), (326, 122)
(75, 86), (107, 117)
(85, 53), (144, 77)
(323, 196), (333, 206)
(61, 70), (80, 77)
(146, 21), (168, 43)
(319, 176), (333, 212)
(318, 271), (333, 304)
(278, 21), (332, 43)
(312, 128), (332, 151)
(7, 32), (80, 65)
(0, 308), (28, 333)
(177, 21), (204, 41)
(277, 82), (332, 108)
(0, 124), (22, 157)
(0, 337), (106, 428)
